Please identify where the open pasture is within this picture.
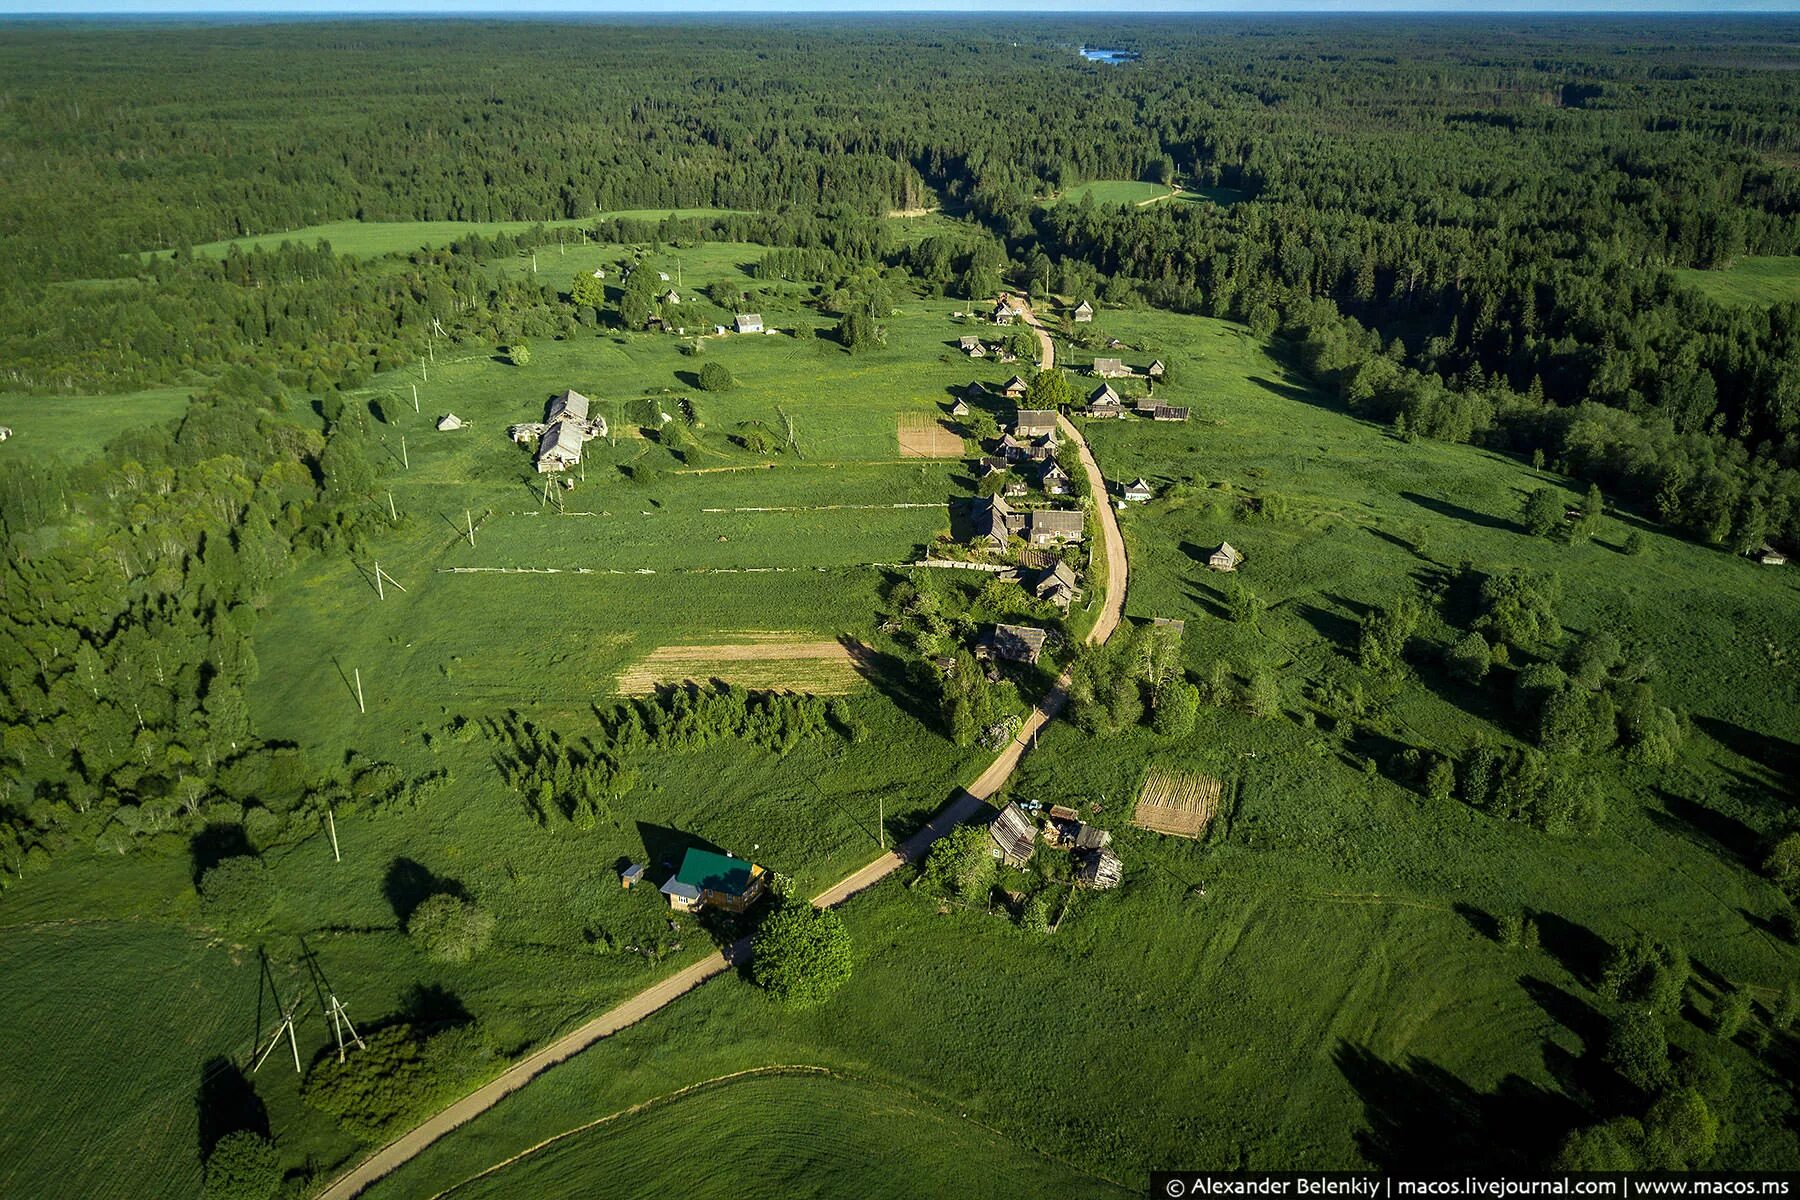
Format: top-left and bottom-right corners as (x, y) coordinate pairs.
(1675, 256), (1800, 308)
(152, 212), (740, 260)
(0, 388), (190, 464)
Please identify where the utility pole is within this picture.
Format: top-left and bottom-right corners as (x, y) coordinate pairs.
(411, 383), (419, 413)
(401, 436), (409, 470)
(353, 668), (365, 715)
(374, 561), (384, 600)
(325, 992), (364, 1064)
(879, 794), (885, 851)
(326, 808), (341, 863)
(388, 491), (398, 522)
(465, 509), (476, 547)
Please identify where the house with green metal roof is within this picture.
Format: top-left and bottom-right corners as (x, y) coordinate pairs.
(659, 847), (768, 914)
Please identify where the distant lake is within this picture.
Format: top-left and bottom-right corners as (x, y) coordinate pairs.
(1079, 46), (1140, 65)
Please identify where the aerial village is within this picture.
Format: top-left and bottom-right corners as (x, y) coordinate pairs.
(433, 291), (1240, 922)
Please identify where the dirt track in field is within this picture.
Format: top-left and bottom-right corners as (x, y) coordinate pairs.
(615, 635), (866, 694)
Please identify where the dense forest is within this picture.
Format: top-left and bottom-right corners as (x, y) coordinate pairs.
(2, 15), (1799, 878)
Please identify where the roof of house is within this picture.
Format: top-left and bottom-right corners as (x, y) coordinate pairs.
(622, 863), (646, 883)
(1002, 374), (1029, 391)
(1037, 560), (1079, 596)
(548, 389), (591, 422)
(1148, 359), (1166, 373)
(1041, 461), (1069, 481)
(989, 623), (1048, 662)
(1014, 408), (1058, 432)
(538, 422), (586, 460)
(1074, 824), (1112, 851)
(959, 335), (983, 349)
(1211, 541), (1243, 564)
(734, 312), (763, 330)
(1048, 804), (1080, 821)
(1029, 508), (1086, 537)
(1126, 477), (1154, 495)
(436, 413), (463, 430)
(660, 880), (701, 901)
(1073, 300), (1094, 315)
(990, 802), (1037, 859)
(1088, 384), (1121, 406)
(1092, 357), (1126, 374)
(664, 847), (758, 898)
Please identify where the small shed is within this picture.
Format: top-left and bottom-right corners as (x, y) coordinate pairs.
(1759, 544), (1789, 566)
(0, 426), (12, 442)
(1123, 477), (1154, 503)
(1013, 408), (1058, 438)
(1076, 848), (1124, 890)
(734, 313), (764, 334)
(989, 802), (1037, 867)
(991, 299), (1021, 325)
(959, 335), (986, 357)
(1072, 300), (1095, 323)
(1150, 405), (1190, 422)
(1147, 359), (1167, 379)
(621, 863), (647, 889)
(1208, 541), (1244, 572)
(1028, 508), (1086, 546)
(435, 413), (464, 432)
(1088, 383), (1122, 409)
(950, 397), (971, 417)
(1041, 462), (1072, 495)
(1001, 375), (1030, 400)
(1091, 357), (1129, 378)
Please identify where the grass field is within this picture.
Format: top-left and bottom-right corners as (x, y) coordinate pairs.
(442, 1070), (1124, 1200)
(149, 212), (740, 260)
(1048, 181), (1247, 208)
(0, 388), (190, 463)
(1674, 256), (1800, 308)
(362, 306), (1800, 1193)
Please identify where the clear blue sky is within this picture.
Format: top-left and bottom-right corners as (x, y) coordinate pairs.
(5, 1), (1799, 12)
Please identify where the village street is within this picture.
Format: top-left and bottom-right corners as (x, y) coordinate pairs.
(316, 304), (1129, 1200)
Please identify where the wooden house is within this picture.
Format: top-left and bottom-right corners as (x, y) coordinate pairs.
(734, 313), (763, 334)
(1758, 544), (1789, 566)
(435, 413), (464, 431)
(1207, 541), (1244, 572)
(1087, 383), (1123, 411)
(535, 422), (586, 473)
(1146, 359), (1166, 379)
(658, 847), (767, 914)
(991, 299), (1022, 325)
(620, 863), (647, 889)
(1150, 405), (1190, 422)
(1013, 409), (1058, 438)
(547, 389), (591, 424)
(1072, 300), (1095, 323)
(1090, 357), (1130, 378)
(976, 494), (1016, 547)
(997, 432), (1032, 462)
(950, 397), (971, 417)
(959, 335), (987, 357)
(1034, 560), (1080, 608)
(985, 623), (1048, 665)
(989, 802), (1037, 867)
(661, 288), (681, 305)
(1123, 477), (1154, 503)
(1076, 847), (1124, 890)
(1041, 462), (1072, 496)
(1028, 508), (1086, 546)
(1001, 375), (1030, 400)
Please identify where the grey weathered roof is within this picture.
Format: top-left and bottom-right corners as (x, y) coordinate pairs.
(1029, 508), (1085, 538)
(622, 863), (646, 883)
(990, 802), (1036, 861)
(1013, 408), (1058, 434)
(660, 879), (701, 901)
(1077, 847), (1123, 889)
(734, 312), (763, 331)
(1211, 541), (1243, 565)
(989, 623), (1049, 662)
(959, 335), (983, 349)
(1088, 384), (1121, 406)
(538, 422), (585, 461)
(1073, 300), (1094, 315)
(1002, 375), (1029, 392)
(548, 389), (591, 422)
(1092, 357), (1127, 375)
(1125, 477), (1154, 497)
(1074, 824), (1112, 851)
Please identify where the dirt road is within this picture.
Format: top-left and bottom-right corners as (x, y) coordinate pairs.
(315, 296), (1129, 1200)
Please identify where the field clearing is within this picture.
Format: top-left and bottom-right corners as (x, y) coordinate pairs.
(0, 388), (190, 464)
(616, 635), (868, 694)
(897, 412), (966, 458)
(1675, 255), (1800, 307)
(442, 1069), (1126, 1200)
(1047, 181), (1247, 208)
(146, 211), (741, 260)
(1133, 767), (1223, 839)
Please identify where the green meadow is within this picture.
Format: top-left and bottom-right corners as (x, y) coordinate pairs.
(150, 212), (741, 260)
(362, 308), (1800, 1195)
(0, 388), (191, 464)
(1049, 181), (1246, 208)
(1674, 256), (1800, 308)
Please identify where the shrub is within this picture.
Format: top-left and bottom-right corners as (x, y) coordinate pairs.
(407, 893), (495, 963)
(507, 343), (531, 367)
(1775, 980), (1800, 1030)
(1521, 487), (1562, 537)
(697, 360), (734, 391)
(202, 1130), (280, 1200)
(1763, 833), (1800, 897)
(1642, 1087), (1719, 1169)
(1605, 1006), (1671, 1092)
(1151, 679), (1200, 737)
(1445, 631), (1491, 684)
(198, 855), (276, 931)
(303, 1023), (495, 1141)
(919, 824), (996, 901)
(752, 900), (854, 1009)
(1714, 984), (1753, 1039)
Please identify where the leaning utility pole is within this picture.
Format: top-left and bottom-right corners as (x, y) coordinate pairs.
(324, 991), (365, 1064)
(353, 668), (365, 715)
(325, 807), (341, 863)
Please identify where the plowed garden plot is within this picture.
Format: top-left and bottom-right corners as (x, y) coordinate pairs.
(1132, 768), (1223, 839)
(616, 632), (869, 694)
(897, 413), (965, 458)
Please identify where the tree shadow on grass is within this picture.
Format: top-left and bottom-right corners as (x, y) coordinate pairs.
(1518, 976), (1615, 1109)
(196, 1057), (267, 1160)
(1530, 910), (1611, 993)
(189, 824), (252, 886)
(1694, 715), (1800, 789)
(1401, 491), (1517, 535)
(382, 857), (466, 927)
(844, 638), (945, 740)
(1646, 788), (1763, 875)
(1333, 1040), (1578, 1170)
(1292, 600), (1360, 656)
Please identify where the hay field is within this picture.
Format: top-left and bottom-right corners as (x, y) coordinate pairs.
(617, 633), (869, 694)
(897, 412), (966, 458)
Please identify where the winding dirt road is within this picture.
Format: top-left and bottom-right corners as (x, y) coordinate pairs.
(315, 298), (1127, 1200)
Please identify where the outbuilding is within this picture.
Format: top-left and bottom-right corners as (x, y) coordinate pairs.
(1072, 300), (1095, 323)
(734, 313), (764, 334)
(1123, 477), (1154, 503)
(989, 802), (1037, 867)
(1207, 541), (1244, 572)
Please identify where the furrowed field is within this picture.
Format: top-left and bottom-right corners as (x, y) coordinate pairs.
(359, 307), (1800, 1196)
